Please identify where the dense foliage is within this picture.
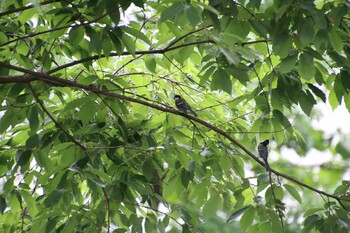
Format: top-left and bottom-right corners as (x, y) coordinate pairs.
(1, 0), (350, 232)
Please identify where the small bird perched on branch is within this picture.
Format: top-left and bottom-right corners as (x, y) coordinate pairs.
(174, 95), (198, 117)
(258, 139), (270, 171)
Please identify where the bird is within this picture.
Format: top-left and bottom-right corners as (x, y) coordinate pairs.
(174, 95), (198, 117)
(258, 139), (270, 171)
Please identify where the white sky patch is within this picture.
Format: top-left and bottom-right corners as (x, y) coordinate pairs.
(312, 102), (350, 134)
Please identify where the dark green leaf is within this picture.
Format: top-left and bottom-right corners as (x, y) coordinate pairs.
(329, 27), (343, 53)
(340, 70), (350, 91)
(108, 30), (123, 54)
(159, 3), (185, 24)
(299, 17), (314, 47)
(44, 190), (63, 208)
(25, 134), (40, 149)
(227, 205), (252, 223)
(69, 26), (84, 45)
(211, 68), (232, 94)
(220, 48), (239, 65)
(298, 52), (315, 80)
(0, 196), (6, 214)
(272, 33), (292, 58)
(307, 83), (326, 102)
(142, 159), (154, 181)
(279, 53), (297, 74)
(15, 150), (32, 166)
(298, 90), (316, 116)
(29, 106), (39, 131)
(180, 169), (191, 188)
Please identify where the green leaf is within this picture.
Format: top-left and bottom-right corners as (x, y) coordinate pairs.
(121, 33), (136, 57)
(335, 142), (350, 159)
(159, 3), (185, 24)
(249, 19), (268, 39)
(15, 150), (32, 167)
(328, 88), (340, 110)
(299, 90), (316, 116)
(240, 206), (255, 231)
(29, 106), (39, 131)
(142, 158), (154, 181)
(220, 48), (239, 65)
(329, 27), (343, 53)
(334, 75), (344, 105)
(44, 190), (63, 208)
(298, 52), (315, 81)
(307, 83), (326, 102)
(219, 156), (231, 173)
(299, 17), (314, 47)
(0, 110), (12, 133)
(145, 58), (156, 73)
(16, 41), (30, 56)
(211, 68), (232, 94)
(199, 66), (216, 85)
(121, 26), (151, 45)
(69, 26), (84, 45)
(340, 70), (350, 92)
(279, 53), (297, 74)
(20, 190), (37, 215)
(102, 38), (113, 58)
(227, 205), (252, 223)
(35, 148), (54, 171)
(25, 134), (40, 149)
(304, 208), (323, 217)
(272, 34), (293, 58)
(284, 184), (302, 204)
(202, 194), (220, 220)
(181, 168), (191, 188)
(185, 6), (201, 27)
(108, 29), (123, 54)
(107, 7), (120, 25)
(77, 101), (97, 123)
(0, 196), (6, 214)
(9, 191), (21, 212)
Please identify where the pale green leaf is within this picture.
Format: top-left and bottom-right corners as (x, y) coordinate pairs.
(284, 184), (302, 204)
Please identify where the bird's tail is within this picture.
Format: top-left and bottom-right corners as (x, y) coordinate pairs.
(190, 109), (198, 117)
(264, 159), (270, 171)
